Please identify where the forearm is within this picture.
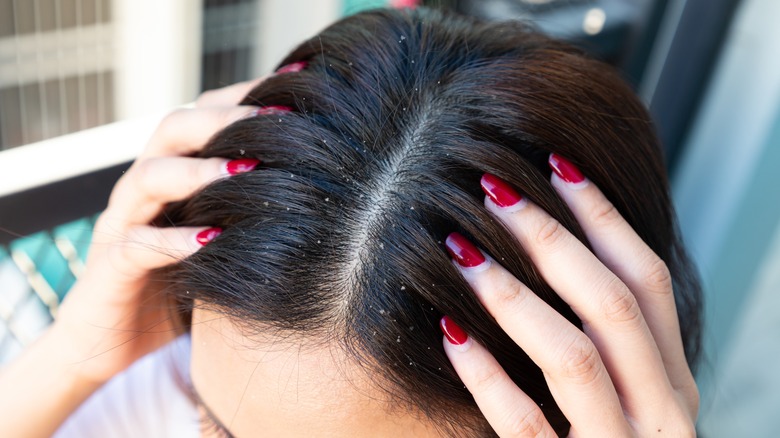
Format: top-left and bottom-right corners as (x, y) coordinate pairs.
(0, 324), (105, 438)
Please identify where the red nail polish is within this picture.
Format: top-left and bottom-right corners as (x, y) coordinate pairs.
(226, 158), (260, 175)
(390, 0), (420, 8)
(440, 316), (469, 345)
(255, 105), (293, 115)
(196, 227), (222, 245)
(481, 173), (523, 207)
(445, 232), (486, 268)
(548, 153), (585, 184)
(276, 61), (307, 74)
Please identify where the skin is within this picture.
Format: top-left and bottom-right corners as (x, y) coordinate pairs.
(0, 78), (698, 437)
(191, 307), (443, 437)
(442, 172), (699, 436)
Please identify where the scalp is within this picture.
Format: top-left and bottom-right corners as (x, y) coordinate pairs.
(157, 8), (701, 437)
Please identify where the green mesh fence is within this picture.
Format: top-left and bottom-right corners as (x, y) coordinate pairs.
(0, 216), (96, 363)
(343, 0), (391, 16)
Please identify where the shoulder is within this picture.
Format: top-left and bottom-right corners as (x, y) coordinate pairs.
(54, 335), (199, 438)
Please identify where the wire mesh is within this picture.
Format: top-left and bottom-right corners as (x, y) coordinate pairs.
(0, 215), (95, 363)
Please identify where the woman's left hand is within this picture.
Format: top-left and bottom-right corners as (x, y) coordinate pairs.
(440, 154), (699, 437)
(0, 77), (270, 438)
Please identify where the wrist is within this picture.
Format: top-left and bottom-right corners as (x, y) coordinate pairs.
(48, 290), (132, 386)
(41, 322), (111, 391)
(0, 324), (107, 437)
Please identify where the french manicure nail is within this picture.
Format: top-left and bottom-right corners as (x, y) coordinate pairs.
(276, 61), (307, 74)
(445, 232), (486, 268)
(196, 227), (222, 246)
(225, 158), (260, 175)
(481, 173), (524, 208)
(548, 153), (586, 184)
(440, 316), (469, 345)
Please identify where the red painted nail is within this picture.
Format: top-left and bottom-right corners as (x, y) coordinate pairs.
(445, 232), (486, 268)
(226, 158), (260, 175)
(196, 227), (222, 246)
(254, 105), (293, 115)
(481, 173), (523, 207)
(390, 0), (420, 8)
(548, 153), (585, 184)
(440, 316), (468, 345)
(276, 61), (307, 74)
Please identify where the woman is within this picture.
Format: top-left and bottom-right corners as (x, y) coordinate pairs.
(0, 8), (700, 437)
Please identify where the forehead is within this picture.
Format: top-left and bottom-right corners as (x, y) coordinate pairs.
(189, 307), (442, 437)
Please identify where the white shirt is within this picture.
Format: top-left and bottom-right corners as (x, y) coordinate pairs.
(54, 335), (200, 438)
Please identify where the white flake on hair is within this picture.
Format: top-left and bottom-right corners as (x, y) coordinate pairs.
(336, 104), (435, 319)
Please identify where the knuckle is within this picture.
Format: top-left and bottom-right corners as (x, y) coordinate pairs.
(598, 276), (643, 327)
(677, 375), (700, 417)
(106, 175), (130, 207)
(157, 109), (188, 136)
(534, 218), (569, 251)
(106, 238), (136, 277)
(470, 362), (507, 395)
(642, 256), (673, 295)
(501, 407), (547, 438)
(131, 159), (155, 186)
(93, 211), (116, 232)
(92, 214), (114, 242)
(557, 335), (602, 384)
(493, 278), (532, 312)
(588, 200), (622, 228)
(195, 89), (217, 107)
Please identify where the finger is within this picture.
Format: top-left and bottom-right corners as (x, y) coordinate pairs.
(142, 106), (262, 158)
(104, 225), (221, 280)
(107, 156), (259, 225)
(445, 234), (629, 436)
(195, 76), (269, 108)
(547, 154), (696, 401)
(440, 317), (557, 438)
(478, 174), (676, 425)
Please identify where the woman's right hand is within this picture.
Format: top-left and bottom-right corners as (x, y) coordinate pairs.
(440, 156), (698, 437)
(53, 79), (270, 385)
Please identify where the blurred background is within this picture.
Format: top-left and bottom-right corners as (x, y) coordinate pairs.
(0, 0), (777, 435)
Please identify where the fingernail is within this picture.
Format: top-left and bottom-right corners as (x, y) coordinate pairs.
(445, 232), (486, 268)
(254, 105), (293, 115)
(225, 158), (260, 175)
(276, 61), (307, 74)
(548, 153), (586, 184)
(481, 173), (524, 208)
(440, 316), (469, 345)
(196, 227), (222, 246)
(391, 0), (420, 8)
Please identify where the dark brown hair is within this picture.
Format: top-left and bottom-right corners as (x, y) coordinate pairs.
(157, 7), (702, 436)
